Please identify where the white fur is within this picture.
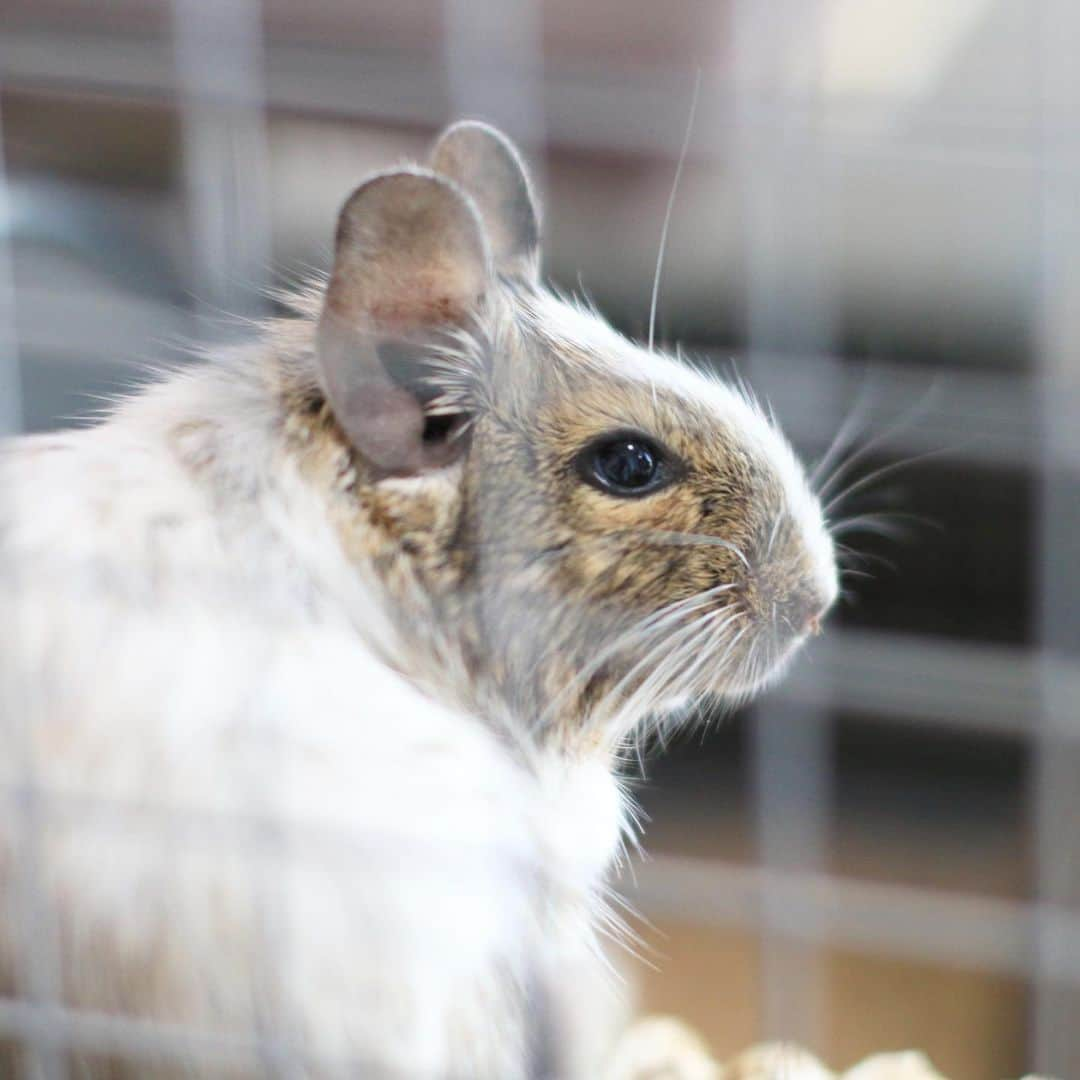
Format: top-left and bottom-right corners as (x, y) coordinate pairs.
(0, 291), (834, 1075)
(0, 360), (628, 1076)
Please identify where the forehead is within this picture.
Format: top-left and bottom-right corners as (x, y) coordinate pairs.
(518, 291), (807, 490)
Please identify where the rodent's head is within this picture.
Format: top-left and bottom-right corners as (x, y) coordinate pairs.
(309, 122), (837, 743)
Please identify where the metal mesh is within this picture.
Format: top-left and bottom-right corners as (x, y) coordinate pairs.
(0, 0), (1077, 1074)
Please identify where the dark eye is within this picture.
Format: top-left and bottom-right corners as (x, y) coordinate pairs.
(577, 433), (675, 497)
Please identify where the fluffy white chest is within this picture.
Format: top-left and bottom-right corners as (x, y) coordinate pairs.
(537, 751), (627, 895)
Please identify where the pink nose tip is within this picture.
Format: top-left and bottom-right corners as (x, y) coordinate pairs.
(783, 592), (828, 639)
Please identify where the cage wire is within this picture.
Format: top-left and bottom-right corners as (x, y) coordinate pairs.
(1, 0), (1080, 1075)
(1033, 0), (1080, 1071)
(727, 0), (832, 1051)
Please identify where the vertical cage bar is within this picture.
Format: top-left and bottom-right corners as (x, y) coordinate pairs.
(171, 0), (272, 329)
(443, 0), (547, 183)
(1033, 0), (1080, 1072)
(0, 96), (23, 438)
(730, 0), (835, 1051)
(171, 3), (294, 1075)
(0, 104), (22, 438)
(0, 93), (67, 1079)
(441, 3), (559, 1072)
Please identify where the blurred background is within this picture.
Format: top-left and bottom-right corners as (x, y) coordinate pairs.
(2, 1), (1080, 1077)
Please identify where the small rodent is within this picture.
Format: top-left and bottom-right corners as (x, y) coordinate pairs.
(0, 121), (836, 1078)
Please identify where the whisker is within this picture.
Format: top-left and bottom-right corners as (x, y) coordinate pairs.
(831, 509), (941, 536)
(621, 608), (736, 702)
(841, 567), (875, 581)
(641, 529), (751, 570)
(831, 514), (908, 541)
(474, 528), (752, 568)
(817, 377), (943, 501)
(824, 443), (952, 517)
(830, 514), (910, 541)
(604, 609), (742, 740)
(765, 514), (783, 560)
(647, 70), (701, 353)
(613, 611), (748, 744)
(808, 373), (875, 491)
(833, 542), (897, 575)
(536, 582), (738, 729)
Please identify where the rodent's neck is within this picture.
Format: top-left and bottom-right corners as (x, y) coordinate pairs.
(257, 343), (643, 757)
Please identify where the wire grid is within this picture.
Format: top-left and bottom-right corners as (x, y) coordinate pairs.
(0, 0), (1079, 1075)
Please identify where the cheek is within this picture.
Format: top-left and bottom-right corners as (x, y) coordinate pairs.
(696, 481), (753, 540)
(556, 525), (705, 613)
(563, 487), (696, 587)
(564, 483), (702, 537)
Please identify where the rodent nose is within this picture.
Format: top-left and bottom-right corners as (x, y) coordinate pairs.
(783, 591), (828, 639)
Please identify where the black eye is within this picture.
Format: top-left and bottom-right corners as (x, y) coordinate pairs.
(577, 433), (675, 497)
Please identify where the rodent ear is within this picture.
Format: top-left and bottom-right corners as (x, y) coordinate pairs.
(430, 121), (540, 282)
(317, 168), (491, 477)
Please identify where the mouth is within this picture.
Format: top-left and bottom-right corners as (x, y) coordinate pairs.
(589, 575), (832, 724)
(696, 593), (824, 703)
(711, 632), (800, 701)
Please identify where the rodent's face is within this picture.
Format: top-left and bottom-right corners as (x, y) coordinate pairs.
(459, 290), (837, 729)
(312, 121), (837, 737)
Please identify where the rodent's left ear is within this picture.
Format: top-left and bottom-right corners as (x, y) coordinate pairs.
(430, 121), (540, 282)
(317, 167), (491, 477)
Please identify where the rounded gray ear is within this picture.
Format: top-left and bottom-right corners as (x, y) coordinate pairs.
(317, 167), (491, 477)
(430, 121), (540, 281)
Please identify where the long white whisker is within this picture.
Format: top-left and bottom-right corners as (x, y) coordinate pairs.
(612, 607), (736, 716)
(824, 443), (951, 516)
(808, 376), (875, 490)
(648, 69), (701, 353)
(765, 514), (783, 559)
(536, 582), (737, 729)
(607, 608), (746, 742)
(634, 617), (748, 745)
(818, 377), (942, 500)
(829, 513), (908, 540)
(665, 615), (745, 704)
(642, 529), (751, 570)
(832, 541), (896, 571)
(604, 612), (725, 732)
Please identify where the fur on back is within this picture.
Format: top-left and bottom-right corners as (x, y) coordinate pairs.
(0, 323), (630, 1076)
